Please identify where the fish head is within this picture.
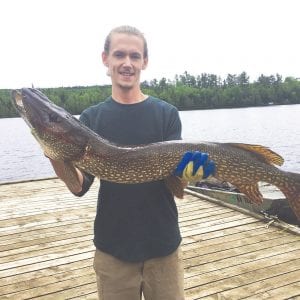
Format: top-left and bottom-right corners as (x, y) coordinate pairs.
(11, 88), (88, 161)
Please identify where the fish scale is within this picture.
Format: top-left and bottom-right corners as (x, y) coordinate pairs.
(11, 88), (300, 221)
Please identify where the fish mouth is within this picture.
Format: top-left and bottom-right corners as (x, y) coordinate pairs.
(13, 90), (24, 107)
(11, 88), (40, 112)
(11, 88), (51, 129)
(11, 89), (34, 128)
(11, 90), (25, 113)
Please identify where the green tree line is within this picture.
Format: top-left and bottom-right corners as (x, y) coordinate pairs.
(1, 71), (300, 118)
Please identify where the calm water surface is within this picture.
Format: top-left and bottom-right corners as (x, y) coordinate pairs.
(1, 104), (300, 183)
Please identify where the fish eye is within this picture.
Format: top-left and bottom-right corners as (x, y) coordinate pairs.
(49, 113), (60, 123)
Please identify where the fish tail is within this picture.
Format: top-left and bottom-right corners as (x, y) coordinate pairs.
(277, 171), (300, 221)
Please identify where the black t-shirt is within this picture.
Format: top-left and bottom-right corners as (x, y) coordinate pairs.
(79, 96), (182, 262)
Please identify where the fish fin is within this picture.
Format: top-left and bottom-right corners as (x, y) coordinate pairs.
(164, 176), (187, 199)
(235, 183), (264, 205)
(225, 143), (284, 166)
(277, 172), (300, 221)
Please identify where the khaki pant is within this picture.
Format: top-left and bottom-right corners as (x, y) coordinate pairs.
(93, 246), (185, 300)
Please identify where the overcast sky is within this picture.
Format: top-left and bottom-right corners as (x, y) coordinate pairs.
(1, 0), (299, 89)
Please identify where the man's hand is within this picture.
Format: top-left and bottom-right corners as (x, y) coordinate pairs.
(45, 155), (83, 194)
(174, 151), (215, 182)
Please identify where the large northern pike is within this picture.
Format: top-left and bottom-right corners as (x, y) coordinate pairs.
(11, 88), (300, 220)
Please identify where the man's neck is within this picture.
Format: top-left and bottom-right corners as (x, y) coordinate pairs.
(112, 86), (147, 104)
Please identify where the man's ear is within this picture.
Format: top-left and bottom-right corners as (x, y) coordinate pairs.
(142, 57), (148, 70)
(102, 51), (109, 67)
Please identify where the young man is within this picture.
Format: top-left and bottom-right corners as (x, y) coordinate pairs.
(48, 25), (214, 300)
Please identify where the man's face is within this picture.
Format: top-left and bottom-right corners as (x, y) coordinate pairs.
(102, 33), (148, 90)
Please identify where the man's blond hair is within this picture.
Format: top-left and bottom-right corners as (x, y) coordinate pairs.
(104, 25), (148, 58)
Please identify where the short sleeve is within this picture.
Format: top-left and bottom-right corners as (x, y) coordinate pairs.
(164, 106), (182, 141)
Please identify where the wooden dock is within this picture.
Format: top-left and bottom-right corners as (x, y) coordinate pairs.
(0, 178), (299, 299)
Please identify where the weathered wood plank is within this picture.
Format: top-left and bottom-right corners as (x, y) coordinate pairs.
(0, 259), (93, 293)
(185, 249), (300, 282)
(243, 281), (300, 300)
(1, 269), (96, 299)
(0, 251), (93, 280)
(182, 221), (278, 244)
(0, 230), (93, 255)
(0, 207), (94, 229)
(183, 230), (293, 260)
(0, 242), (94, 271)
(181, 217), (260, 237)
(184, 240), (300, 273)
(185, 262), (300, 299)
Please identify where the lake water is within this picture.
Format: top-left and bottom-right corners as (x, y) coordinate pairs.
(1, 104), (300, 184)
